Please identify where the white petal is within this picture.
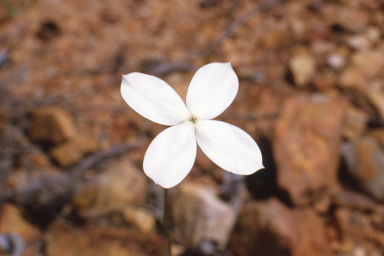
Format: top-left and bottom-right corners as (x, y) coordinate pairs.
(195, 120), (263, 175)
(143, 122), (197, 188)
(186, 62), (239, 120)
(121, 73), (189, 126)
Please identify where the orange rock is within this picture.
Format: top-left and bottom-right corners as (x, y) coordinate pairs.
(122, 206), (156, 234)
(273, 94), (346, 205)
(0, 203), (41, 244)
(334, 208), (370, 244)
(230, 199), (332, 256)
(49, 135), (99, 167)
(44, 223), (166, 256)
(29, 106), (76, 144)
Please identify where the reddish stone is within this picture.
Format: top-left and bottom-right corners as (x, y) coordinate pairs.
(230, 199), (331, 256)
(44, 223), (166, 256)
(334, 208), (370, 244)
(273, 94), (346, 205)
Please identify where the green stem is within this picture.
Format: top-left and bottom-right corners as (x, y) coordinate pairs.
(164, 188), (172, 256)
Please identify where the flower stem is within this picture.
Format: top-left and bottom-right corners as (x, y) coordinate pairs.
(164, 188), (172, 256)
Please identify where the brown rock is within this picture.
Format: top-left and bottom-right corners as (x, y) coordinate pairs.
(122, 206), (156, 234)
(50, 135), (99, 167)
(4, 169), (30, 190)
(334, 208), (370, 245)
(29, 106), (76, 144)
(352, 51), (384, 78)
(366, 84), (384, 119)
(312, 71), (337, 91)
(273, 94), (346, 205)
(230, 199), (331, 256)
(312, 193), (331, 214)
(44, 224), (166, 256)
(342, 137), (384, 202)
(0, 203), (41, 244)
(338, 66), (367, 89)
(371, 205), (384, 232)
(332, 190), (376, 212)
(335, 8), (369, 32)
(368, 229), (384, 247)
(73, 158), (147, 218)
(342, 105), (368, 140)
(367, 27), (381, 43)
(262, 29), (294, 50)
(0, 6), (6, 23)
(26, 151), (52, 168)
(171, 182), (236, 249)
(347, 35), (372, 51)
(339, 50), (384, 90)
(288, 48), (316, 87)
(0, 106), (8, 135)
(369, 129), (384, 148)
(4, 168), (71, 211)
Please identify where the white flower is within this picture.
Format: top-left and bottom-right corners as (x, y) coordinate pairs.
(121, 62), (263, 188)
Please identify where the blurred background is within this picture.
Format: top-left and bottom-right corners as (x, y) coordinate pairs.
(1, 0), (384, 255)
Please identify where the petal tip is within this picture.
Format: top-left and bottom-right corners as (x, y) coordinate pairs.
(225, 61), (234, 69)
(155, 181), (170, 189)
(254, 164), (265, 173)
(153, 179), (179, 189)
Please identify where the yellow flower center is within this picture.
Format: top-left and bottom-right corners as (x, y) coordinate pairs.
(189, 115), (198, 124)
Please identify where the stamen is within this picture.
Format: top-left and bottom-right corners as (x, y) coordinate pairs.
(189, 115), (198, 124)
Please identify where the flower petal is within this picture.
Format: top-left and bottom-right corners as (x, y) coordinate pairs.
(143, 122), (197, 188)
(186, 62), (239, 120)
(121, 73), (189, 126)
(195, 120), (263, 175)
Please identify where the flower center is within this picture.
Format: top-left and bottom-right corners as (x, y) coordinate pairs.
(188, 115), (198, 124)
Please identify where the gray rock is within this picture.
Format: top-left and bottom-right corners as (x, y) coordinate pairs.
(342, 137), (384, 203)
(73, 158), (147, 218)
(171, 182), (237, 250)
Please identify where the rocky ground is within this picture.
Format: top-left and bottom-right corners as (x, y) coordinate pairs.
(1, 0), (384, 255)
